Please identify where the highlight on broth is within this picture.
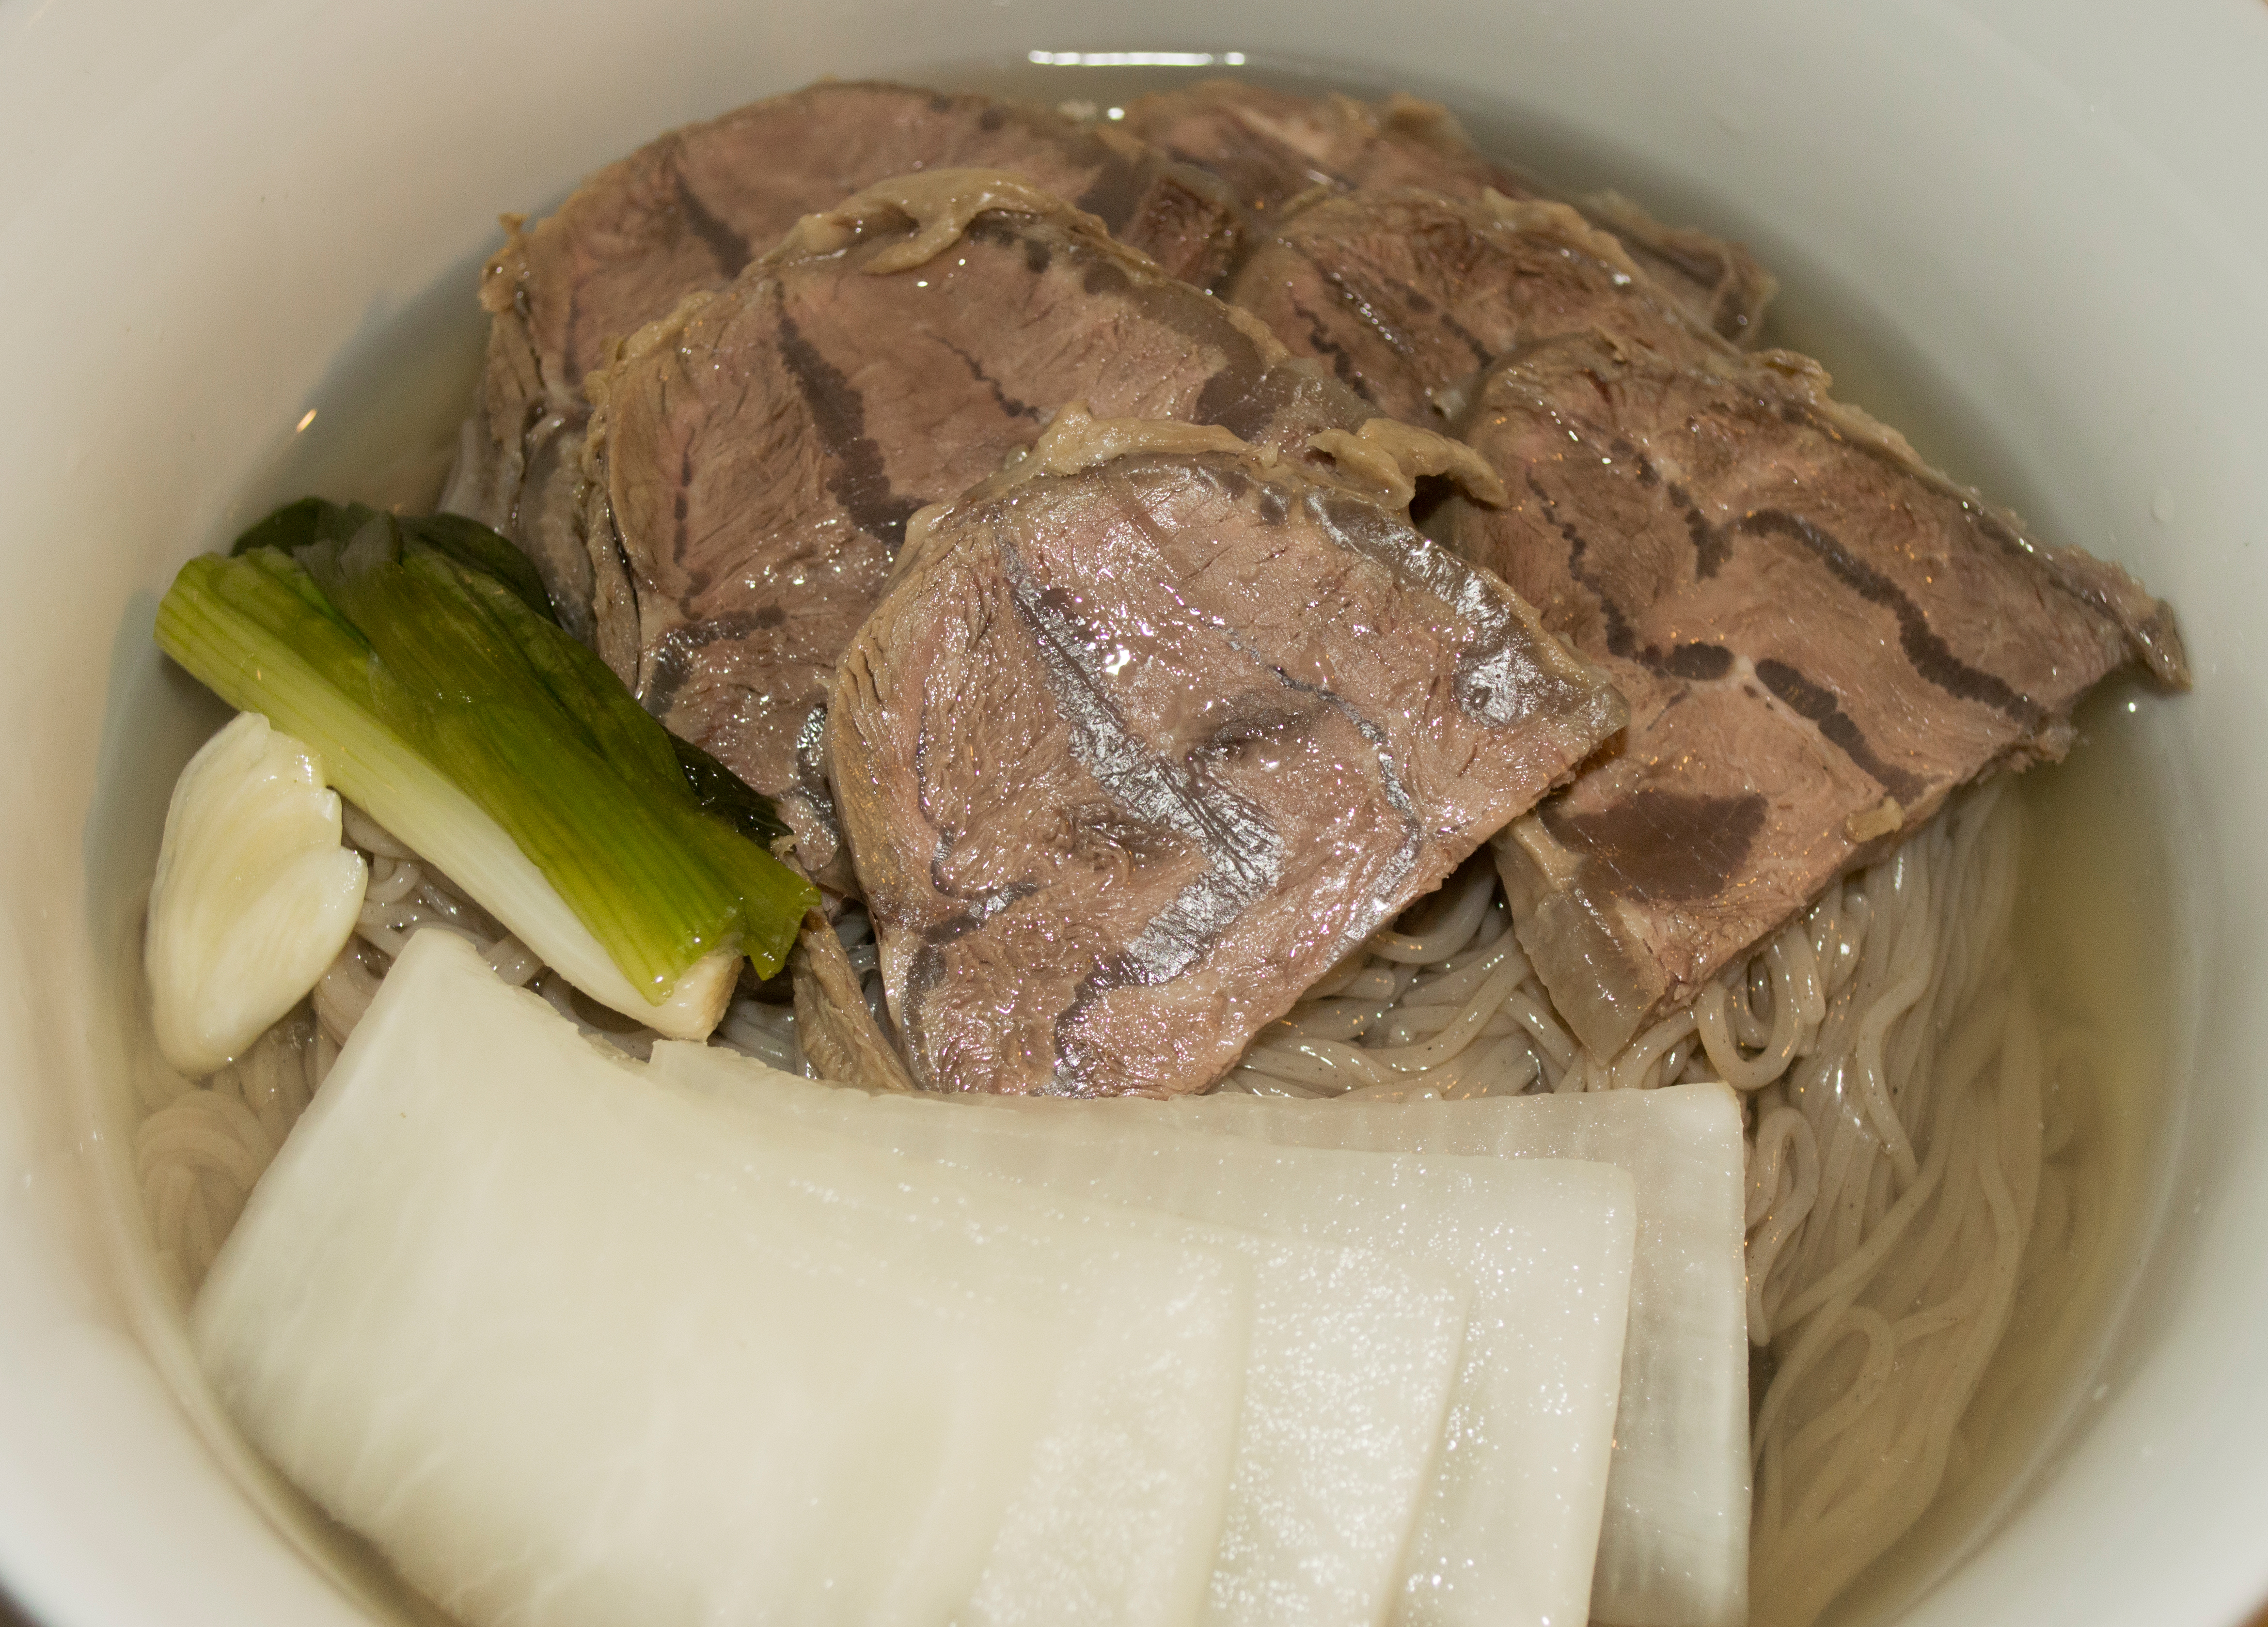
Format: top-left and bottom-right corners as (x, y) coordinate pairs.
(130, 71), (2186, 1627)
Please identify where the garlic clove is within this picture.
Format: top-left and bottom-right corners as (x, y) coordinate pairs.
(147, 711), (367, 1077)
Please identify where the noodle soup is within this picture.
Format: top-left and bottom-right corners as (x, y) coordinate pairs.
(90, 54), (2196, 1627)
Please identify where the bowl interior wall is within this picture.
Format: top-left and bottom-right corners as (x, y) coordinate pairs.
(1, 3), (2264, 1625)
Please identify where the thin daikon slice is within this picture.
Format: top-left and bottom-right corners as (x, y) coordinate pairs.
(1134, 1087), (1749, 1627)
(653, 1050), (1462, 1627)
(195, 932), (1251, 1627)
(651, 1047), (1468, 1627)
(656, 1051), (1638, 1627)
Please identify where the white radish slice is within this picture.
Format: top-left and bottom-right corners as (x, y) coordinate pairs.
(650, 1048), (1468, 1627)
(194, 932), (1253, 1627)
(655, 1050), (1639, 1627)
(1129, 1087), (1751, 1627)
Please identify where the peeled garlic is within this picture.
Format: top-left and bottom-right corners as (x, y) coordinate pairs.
(147, 711), (367, 1076)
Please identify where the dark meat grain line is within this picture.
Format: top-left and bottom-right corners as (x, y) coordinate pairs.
(1123, 78), (1775, 345)
(1750, 657), (1927, 806)
(772, 300), (927, 550)
(1003, 533), (1290, 1094)
(1740, 508), (2043, 727)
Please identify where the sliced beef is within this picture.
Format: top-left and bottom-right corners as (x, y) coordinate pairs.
(450, 80), (1243, 643)
(1450, 303), (2188, 1056)
(828, 413), (1626, 1096)
(1227, 189), (1679, 426)
(577, 171), (1470, 882)
(1121, 78), (1775, 346)
(1229, 188), (2188, 1052)
(790, 909), (916, 1093)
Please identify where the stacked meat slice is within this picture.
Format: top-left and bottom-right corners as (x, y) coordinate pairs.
(444, 75), (2184, 1095)
(451, 80), (1242, 651)
(828, 414), (1624, 1095)
(574, 169), (1419, 878)
(1122, 78), (1776, 346)
(1228, 190), (1671, 424)
(1222, 187), (2187, 1052)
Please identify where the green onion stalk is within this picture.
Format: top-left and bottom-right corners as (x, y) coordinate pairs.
(155, 507), (816, 1040)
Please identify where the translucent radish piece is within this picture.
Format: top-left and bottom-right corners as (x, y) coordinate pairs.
(650, 1048), (1468, 1627)
(195, 932), (1251, 1627)
(1132, 1087), (1750, 1627)
(655, 1051), (1638, 1627)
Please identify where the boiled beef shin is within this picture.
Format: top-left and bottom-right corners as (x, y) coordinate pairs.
(1452, 320), (2187, 1057)
(577, 171), (1472, 881)
(1121, 79), (1774, 346)
(828, 414), (1626, 1097)
(1227, 190), (1680, 426)
(1228, 187), (2187, 1053)
(448, 80), (1243, 645)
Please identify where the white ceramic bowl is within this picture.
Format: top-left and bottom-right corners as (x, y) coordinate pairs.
(2, 2), (2264, 1624)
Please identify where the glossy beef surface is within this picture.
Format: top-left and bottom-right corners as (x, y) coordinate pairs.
(830, 431), (1624, 1095)
(577, 175), (1386, 878)
(449, 80), (1241, 645)
(1228, 191), (1668, 425)
(1214, 186), (2184, 1050)
(1125, 79), (1774, 346)
(1439, 245), (2186, 1051)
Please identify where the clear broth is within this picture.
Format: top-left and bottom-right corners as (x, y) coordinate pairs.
(214, 57), (2189, 1627)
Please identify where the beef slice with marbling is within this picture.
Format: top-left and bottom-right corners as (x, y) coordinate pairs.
(445, 79), (1242, 646)
(1450, 310), (2186, 1056)
(577, 171), (1480, 881)
(1228, 190), (1685, 426)
(1121, 78), (1774, 346)
(1228, 186), (2187, 1051)
(827, 412), (1624, 1096)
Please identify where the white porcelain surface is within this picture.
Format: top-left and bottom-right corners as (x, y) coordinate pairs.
(0, 1), (2263, 1624)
